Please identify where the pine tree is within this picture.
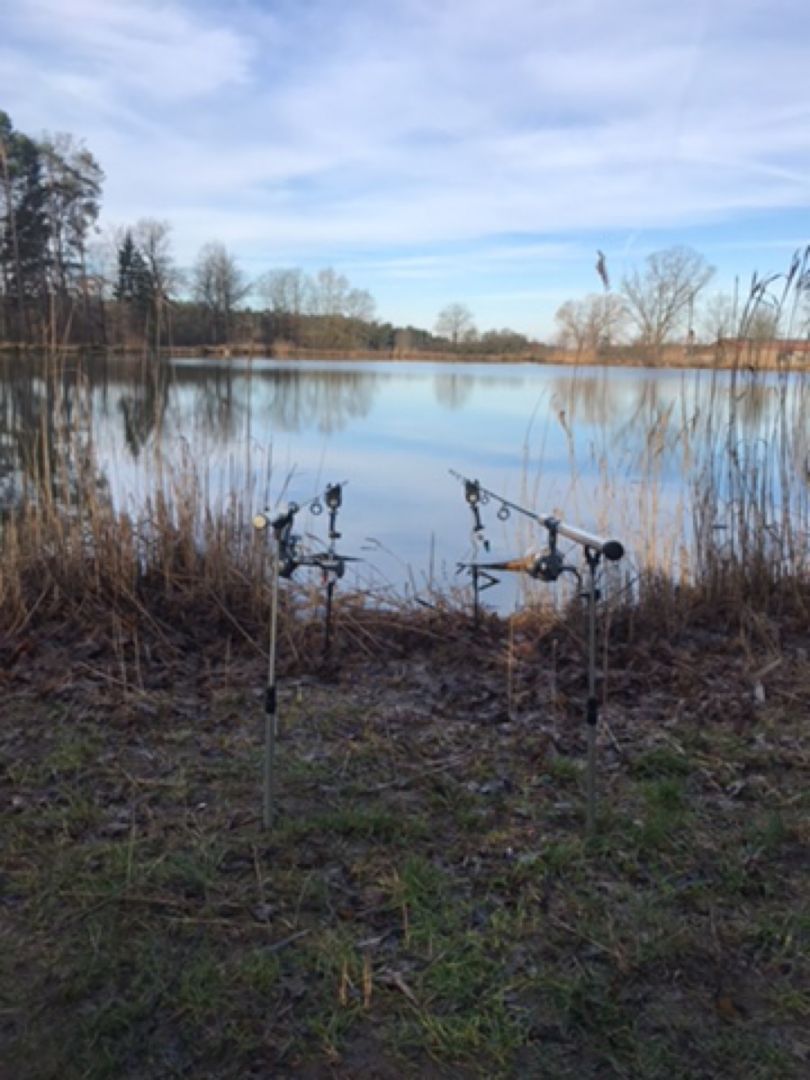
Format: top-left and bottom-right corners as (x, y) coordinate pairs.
(114, 230), (157, 344)
(0, 112), (50, 341)
(39, 134), (103, 341)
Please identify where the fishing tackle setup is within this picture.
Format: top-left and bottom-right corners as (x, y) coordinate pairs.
(250, 471), (625, 834)
(253, 481), (360, 653)
(252, 481), (359, 827)
(451, 469), (625, 832)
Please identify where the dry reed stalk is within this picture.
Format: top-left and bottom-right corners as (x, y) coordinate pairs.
(2, 279), (809, 653)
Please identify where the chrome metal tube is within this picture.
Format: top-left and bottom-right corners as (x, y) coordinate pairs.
(547, 520), (624, 562)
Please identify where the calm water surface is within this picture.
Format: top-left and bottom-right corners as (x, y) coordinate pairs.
(1, 355), (806, 607)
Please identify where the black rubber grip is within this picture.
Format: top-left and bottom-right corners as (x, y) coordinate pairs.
(265, 685), (277, 715)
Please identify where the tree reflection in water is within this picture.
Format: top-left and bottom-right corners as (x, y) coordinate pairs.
(433, 373), (475, 410)
(549, 368), (789, 463)
(0, 353), (113, 525)
(259, 368), (377, 434)
(164, 361), (381, 438)
(118, 358), (173, 457)
(1, 355), (806, 593)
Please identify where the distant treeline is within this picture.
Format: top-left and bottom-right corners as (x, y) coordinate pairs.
(0, 111), (535, 356)
(2, 110), (807, 357)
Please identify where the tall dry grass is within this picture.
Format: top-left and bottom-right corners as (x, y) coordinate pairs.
(688, 252), (809, 617)
(0, 358), (446, 663)
(1, 256), (808, 653)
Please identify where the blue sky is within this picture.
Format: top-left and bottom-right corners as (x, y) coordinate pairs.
(1, 0), (808, 337)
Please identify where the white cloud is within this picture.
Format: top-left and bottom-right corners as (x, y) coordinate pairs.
(5, 0), (252, 105)
(1, 0), (808, 333)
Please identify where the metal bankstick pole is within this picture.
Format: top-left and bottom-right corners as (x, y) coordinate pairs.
(324, 578), (335, 656)
(585, 550), (599, 836)
(263, 535), (281, 830)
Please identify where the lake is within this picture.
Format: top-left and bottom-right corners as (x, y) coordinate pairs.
(1, 354), (806, 609)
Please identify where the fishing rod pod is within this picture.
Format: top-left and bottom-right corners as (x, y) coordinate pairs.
(253, 482), (353, 579)
(253, 482), (355, 829)
(451, 468), (625, 835)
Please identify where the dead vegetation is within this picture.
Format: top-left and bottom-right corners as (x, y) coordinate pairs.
(2, 540), (809, 1078)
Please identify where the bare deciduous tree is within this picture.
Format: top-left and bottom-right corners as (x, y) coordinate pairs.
(555, 294), (627, 353)
(258, 268), (306, 318)
(435, 302), (475, 346)
(40, 133), (103, 296)
(192, 241), (250, 344)
(257, 267), (308, 344)
(699, 291), (738, 343)
(744, 304), (780, 342)
(621, 246), (714, 356)
(312, 267), (349, 317)
(0, 112), (27, 340)
(132, 218), (182, 348)
(345, 287), (375, 322)
(257, 267), (377, 348)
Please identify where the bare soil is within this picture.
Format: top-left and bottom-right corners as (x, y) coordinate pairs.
(2, 601), (809, 1078)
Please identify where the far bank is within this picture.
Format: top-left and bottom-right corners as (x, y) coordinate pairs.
(3, 339), (808, 371)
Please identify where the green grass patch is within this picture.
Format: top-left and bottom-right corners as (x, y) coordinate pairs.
(3, 647), (808, 1079)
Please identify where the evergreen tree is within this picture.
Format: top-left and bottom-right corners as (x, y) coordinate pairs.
(40, 134), (103, 339)
(0, 111), (50, 341)
(114, 230), (155, 342)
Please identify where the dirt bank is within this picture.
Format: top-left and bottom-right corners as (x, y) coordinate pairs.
(2, 599), (808, 1078)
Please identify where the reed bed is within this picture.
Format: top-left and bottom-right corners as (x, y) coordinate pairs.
(1, 335), (808, 654)
(0, 408), (473, 669)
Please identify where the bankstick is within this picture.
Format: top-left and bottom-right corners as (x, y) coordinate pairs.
(253, 484), (358, 828)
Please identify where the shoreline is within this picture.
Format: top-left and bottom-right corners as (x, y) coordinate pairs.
(2, 340), (809, 371)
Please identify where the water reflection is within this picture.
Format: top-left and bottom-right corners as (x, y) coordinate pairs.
(260, 368), (377, 434)
(549, 368), (792, 465)
(549, 371), (623, 428)
(0, 355), (104, 512)
(1, 354), (807, 599)
(168, 361), (379, 437)
(433, 372), (475, 410)
(118, 360), (172, 456)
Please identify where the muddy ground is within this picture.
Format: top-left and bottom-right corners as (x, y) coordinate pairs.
(1, 601), (809, 1078)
